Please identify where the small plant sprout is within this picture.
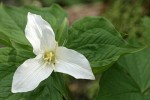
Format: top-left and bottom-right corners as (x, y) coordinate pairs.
(11, 12), (95, 93)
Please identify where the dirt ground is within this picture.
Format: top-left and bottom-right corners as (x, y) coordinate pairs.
(65, 2), (107, 25)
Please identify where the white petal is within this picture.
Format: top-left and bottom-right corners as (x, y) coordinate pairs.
(55, 47), (95, 80)
(12, 55), (53, 93)
(25, 12), (56, 55)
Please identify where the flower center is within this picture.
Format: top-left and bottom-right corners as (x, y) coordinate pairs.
(44, 52), (55, 64)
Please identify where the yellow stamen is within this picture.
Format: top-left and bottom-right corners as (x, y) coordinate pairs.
(44, 52), (55, 63)
(43, 42), (58, 69)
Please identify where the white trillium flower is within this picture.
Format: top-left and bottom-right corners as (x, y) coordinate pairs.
(11, 12), (95, 93)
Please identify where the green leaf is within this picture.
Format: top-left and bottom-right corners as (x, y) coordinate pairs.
(96, 48), (150, 100)
(0, 4), (71, 100)
(0, 4), (68, 47)
(142, 17), (150, 45)
(66, 17), (141, 73)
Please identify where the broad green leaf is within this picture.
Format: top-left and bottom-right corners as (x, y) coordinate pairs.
(66, 17), (140, 73)
(0, 4), (68, 47)
(142, 17), (150, 45)
(0, 4), (71, 100)
(96, 48), (150, 100)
